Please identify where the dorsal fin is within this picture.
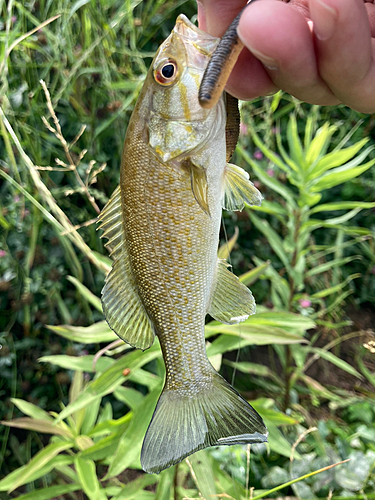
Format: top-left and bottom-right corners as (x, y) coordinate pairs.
(97, 186), (155, 351)
(225, 93), (240, 162)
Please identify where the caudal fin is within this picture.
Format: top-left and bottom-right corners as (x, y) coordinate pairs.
(140, 371), (267, 474)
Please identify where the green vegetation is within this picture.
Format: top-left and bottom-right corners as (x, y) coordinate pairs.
(1, 1), (375, 499)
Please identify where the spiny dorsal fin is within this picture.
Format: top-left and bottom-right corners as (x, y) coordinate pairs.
(222, 163), (262, 211)
(208, 259), (255, 324)
(97, 186), (155, 351)
(225, 93), (240, 162)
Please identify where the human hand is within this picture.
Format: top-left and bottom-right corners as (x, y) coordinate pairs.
(197, 0), (375, 113)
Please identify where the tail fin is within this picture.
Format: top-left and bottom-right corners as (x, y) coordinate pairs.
(141, 371), (267, 474)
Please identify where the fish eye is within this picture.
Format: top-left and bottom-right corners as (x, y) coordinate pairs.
(154, 59), (178, 86)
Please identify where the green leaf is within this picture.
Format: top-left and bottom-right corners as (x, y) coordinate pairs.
(306, 256), (361, 277)
(225, 360), (283, 386)
(81, 397), (102, 435)
(218, 226), (239, 259)
(189, 450), (216, 500)
(55, 345), (161, 423)
(270, 90), (282, 112)
(17, 484), (81, 500)
(67, 276), (103, 312)
(249, 200), (287, 219)
(75, 457), (107, 500)
(46, 321), (118, 343)
(69, 0), (91, 19)
(1, 418), (73, 437)
(10, 398), (53, 421)
(311, 273), (360, 299)
(305, 122), (337, 166)
(39, 354), (114, 372)
(113, 386), (145, 409)
(311, 157), (375, 192)
(205, 327), (306, 357)
(0, 455), (73, 492)
(251, 400), (298, 426)
(309, 201), (375, 214)
(307, 347), (362, 379)
(248, 212), (291, 271)
(154, 468), (174, 500)
(308, 138), (370, 178)
(310, 208), (362, 226)
(239, 260), (271, 286)
(286, 115), (305, 170)
(106, 385), (163, 478)
(114, 474), (159, 500)
(264, 420), (298, 459)
(237, 145), (297, 207)
(249, 126), (292, 174)
(8, 441), (73, 493)
(246, 310), (315, 332)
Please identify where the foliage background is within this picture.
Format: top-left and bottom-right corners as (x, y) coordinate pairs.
(0, 0), (375, 499)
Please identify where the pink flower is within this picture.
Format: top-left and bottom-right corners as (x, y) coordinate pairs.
(240, 122), (248, 135)
(14, 195), (20, 202)
(0, 250), (6, 258)
(371, 266), (375, 275)
(266, 168), (274, 177)
(299, 298), (312, 308)
(254, 150), (263, 160)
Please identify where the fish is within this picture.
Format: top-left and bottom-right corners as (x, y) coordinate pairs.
(98, 14), (267, 475)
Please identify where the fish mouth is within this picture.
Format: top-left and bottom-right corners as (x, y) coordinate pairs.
(174, 14), (220, 58)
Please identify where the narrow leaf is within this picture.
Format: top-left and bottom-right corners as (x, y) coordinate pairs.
(1, 418), (73, 437)
(16, 484), (81, 500)
(75, 457), (107, 500)
(67, 276), (103, 312)
(8, 442), (73, 493)
(46, 321), (118, 343)
(10, 398), (53, 421)
(308, 347), (362, 379)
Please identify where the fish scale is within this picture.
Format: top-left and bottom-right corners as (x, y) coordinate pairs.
(98, 13), (267, 474)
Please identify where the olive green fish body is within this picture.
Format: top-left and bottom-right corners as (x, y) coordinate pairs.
(122, 94), (225, 392)
(99, 15), (267, 474)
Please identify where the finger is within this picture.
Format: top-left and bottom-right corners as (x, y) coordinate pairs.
(238, 0), (340, 105)
(197, 0), (247, 36)
(364, 2), (375, 36)
(310, 0), (375, 112)
(198, 0), (277, 100)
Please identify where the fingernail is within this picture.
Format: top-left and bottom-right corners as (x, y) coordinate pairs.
(310, 0), (337, 41)
(246, 46), (278, 70)
(197, 1), (206, 30)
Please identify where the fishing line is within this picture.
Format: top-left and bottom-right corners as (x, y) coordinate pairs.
(221, 217), (242, 388)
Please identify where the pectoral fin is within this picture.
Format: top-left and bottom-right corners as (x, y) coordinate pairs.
(191, 166), (210, 216)
(222, 163), (262, 211)
(208, 259), (255, 324)
(97, 186), (155, 351)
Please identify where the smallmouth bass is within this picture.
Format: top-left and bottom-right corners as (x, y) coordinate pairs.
(98, 14), (267, 474)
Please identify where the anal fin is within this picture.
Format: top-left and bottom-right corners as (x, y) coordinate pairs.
(97, 186), (155, 351)
(208, 259), (255, 324)
(222, 163), (262, 211)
